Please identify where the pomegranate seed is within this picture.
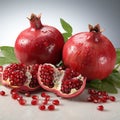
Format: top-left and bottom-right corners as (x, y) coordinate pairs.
(10, 89), (17, 94)
(42, 100), (48, 105)
(52, 99), (60, 105)
(102, 95), (109, 100)
(41, 92), (47, 97)
(39, 104), (46, 111)
(32, 95), (39, 100)
(17, 96), (23, 101)
(0, 91), (6, 96)
(11, 93), (19, 100)
(87, 96), (93, 102)
(97, 105), (104, 111)
(97, 91), (102, 96)
(101, 91), (108, 96)
(18, 99), (26, 105)
(109, 96), (116, 102)
(88, 89), (96, 95)
(25, 92), (31, 97)
(45, 95), (50, 101)
(31, 99), (38, 105)
(48, 104), (55, 111)
(101, 97), (107, 103)
(93, 99), (98, 103)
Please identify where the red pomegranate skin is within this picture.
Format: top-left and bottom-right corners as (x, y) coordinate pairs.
(62, 28), (116, 80)
(15, 14), (64, 65)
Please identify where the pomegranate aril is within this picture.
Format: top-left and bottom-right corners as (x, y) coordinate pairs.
(17, 96), (23, 101)
(87, 89), (116, 105)
(42, 100), (48, 105)
(39, 104), (46, 111)
(97, 105), (104, 111)
(32, 95), (39, 100)
(87, 96), (93, 102)
(109, 96), (116, 102)
(88, 89), (96, 95)
(96, 91), (102, 96)
(52, 99), (60, 105)
(41, 92), (47, 97)
(0, 91), (6, 96)
(31, 99), (39, 105)
(93, 99), (98, 103)
(101, 91), (108, 96)
(11, 93), (20, 100)
(101, 97), (107, 103)
(10, 89), (18, 94)
(25, 92), (31, 97)
(48, 104), (55, 111)
(45, 95), (50, 101)
(18, 99), (27, 105)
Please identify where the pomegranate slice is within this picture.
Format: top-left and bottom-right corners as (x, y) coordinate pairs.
(37, 63), (86, 98)
(0, 63), (41, 92)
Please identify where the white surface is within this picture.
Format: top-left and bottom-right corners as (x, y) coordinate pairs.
(0, 86), (120, 120)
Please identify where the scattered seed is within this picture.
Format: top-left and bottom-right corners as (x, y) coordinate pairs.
(97, 105), (104, 111)
(52, 99), (60, 105)
(39, 104), (46, 111)
(25, 92), (31, 97)
(18, 99), (27, 105)
(48, 104), (55, 111)
(31, 99), (39, 105)
(0, 91), (6, 96)
(109, 96), (116, 102)
(41, 92), (47, 97)
(32, 95), (39, 100)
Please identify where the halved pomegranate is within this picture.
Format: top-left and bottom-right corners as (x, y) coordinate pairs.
(0, 63), (41, 92)
(37, 63), (86, 98)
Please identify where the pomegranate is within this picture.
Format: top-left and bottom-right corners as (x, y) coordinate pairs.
(37, 63), (86, 98)
(14, 13), (64, 65)
(62, 24), (116, 80)
(0, 63), (41, 92)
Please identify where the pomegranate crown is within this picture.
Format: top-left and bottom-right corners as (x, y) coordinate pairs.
(88, 24), (104, 33)
(27, 13), (43, 29)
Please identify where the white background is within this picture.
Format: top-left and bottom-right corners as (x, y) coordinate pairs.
(0, 0), (120, 48)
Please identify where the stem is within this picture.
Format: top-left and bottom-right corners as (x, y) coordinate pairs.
(89, 24), (103, 33)
(28, 13), (43, 29)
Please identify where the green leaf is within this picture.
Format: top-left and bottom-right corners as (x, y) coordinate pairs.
(101, 79), (117, 93)
(107, 71), (120, 88)
(62, 32), (72, 42)
(116, 48), (120, 64)
(0, 46), (18, 65)
(60, 18), (73, 34)
(87, 79), (118, 93)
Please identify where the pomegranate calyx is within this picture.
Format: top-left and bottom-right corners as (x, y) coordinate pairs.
(89, 24), (103, 33)
(28, 13), (43, 29)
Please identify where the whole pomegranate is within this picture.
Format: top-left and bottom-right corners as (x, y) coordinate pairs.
(62, 24), (116, 80)
(14, 13), (64, 65)
(0, 63), (41, 92)
(37, 63), (86, 98)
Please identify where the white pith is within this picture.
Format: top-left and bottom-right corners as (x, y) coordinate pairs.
(24, 65), (33, 87)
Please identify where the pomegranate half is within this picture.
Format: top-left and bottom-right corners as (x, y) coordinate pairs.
(0, 63), (41, 92)
(37, 63), (86, 98)
(62, 24), (116, 80)
(14, 13), (64, 65)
